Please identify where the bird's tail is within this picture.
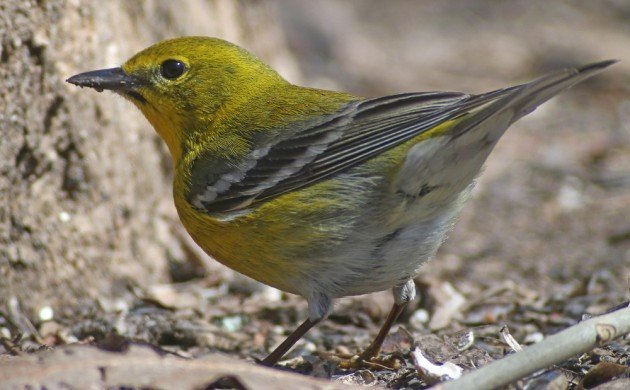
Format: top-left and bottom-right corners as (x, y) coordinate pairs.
(403, 60), (618, 199)
(451, 59), (617, 138)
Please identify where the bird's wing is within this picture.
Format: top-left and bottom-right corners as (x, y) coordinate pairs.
(188, 60), (614, 213)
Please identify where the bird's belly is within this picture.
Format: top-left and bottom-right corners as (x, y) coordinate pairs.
(312, 188), (472, 298)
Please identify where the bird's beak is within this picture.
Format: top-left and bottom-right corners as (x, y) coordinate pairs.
(66, 67), (147, 103)
(66, 67), (139, 92)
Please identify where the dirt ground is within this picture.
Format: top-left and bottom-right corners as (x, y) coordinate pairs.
(2, 1), (629, 388)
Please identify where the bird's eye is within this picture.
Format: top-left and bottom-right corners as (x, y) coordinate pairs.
(160, 59), (186, 79)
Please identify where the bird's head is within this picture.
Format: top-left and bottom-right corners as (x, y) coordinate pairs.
(67, 36), (287, 161)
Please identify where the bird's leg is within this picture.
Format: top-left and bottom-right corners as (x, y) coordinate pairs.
(260, 292), (332, 366)
(261, 317), (320, 366)
(358, 279), (416, 362)
(357, 301), (406, 361)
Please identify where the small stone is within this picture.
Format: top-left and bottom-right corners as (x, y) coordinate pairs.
(38, 306), (54, 322)
(220, 315), (244, 332)
(302, 341), (317, 352)
(0, 327), (11, 338)
(39, 321), (61, 337)
(524, 332), (544, 344)
(409, 309), (430, 330)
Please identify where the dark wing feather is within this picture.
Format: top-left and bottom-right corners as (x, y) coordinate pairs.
(191, 87), (520, 213)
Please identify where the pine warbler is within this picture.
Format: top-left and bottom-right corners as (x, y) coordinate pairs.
(67, 37), (614, 366)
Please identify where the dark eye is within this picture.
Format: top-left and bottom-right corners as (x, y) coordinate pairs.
(160, 59), (186, 79)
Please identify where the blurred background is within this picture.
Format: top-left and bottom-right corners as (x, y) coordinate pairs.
(1, 0), (628, 379)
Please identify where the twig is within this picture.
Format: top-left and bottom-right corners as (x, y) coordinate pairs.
(0, 334), (23, 356)
(5, 297), (43, 344)
(0, 344), (359, 389)
(499, 325), (523, 352)
(434, 304), (630, 390)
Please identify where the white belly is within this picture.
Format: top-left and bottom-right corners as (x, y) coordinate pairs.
(309, 131), (495, 298)
(315, 186), (472, 298)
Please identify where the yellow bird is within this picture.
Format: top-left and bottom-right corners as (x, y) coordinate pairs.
(67, 37), (614, 366)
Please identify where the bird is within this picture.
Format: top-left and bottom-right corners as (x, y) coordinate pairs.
(66, 36), (615, 366)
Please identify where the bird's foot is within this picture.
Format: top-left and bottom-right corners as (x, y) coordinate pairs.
(317, 350), (402, 370)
